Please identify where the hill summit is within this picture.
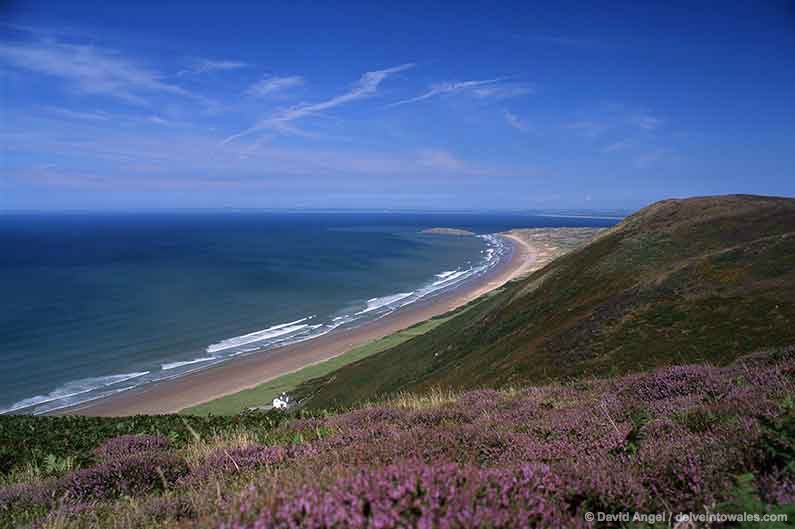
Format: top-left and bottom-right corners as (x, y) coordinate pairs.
(299, 194), (795, 409)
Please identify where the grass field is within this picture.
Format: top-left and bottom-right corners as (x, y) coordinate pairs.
(181, 308), (474, 416)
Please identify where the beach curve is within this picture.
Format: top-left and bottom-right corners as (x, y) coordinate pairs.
(63, 233), (535, 416)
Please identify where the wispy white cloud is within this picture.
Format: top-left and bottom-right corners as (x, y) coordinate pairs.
(177, 58), (248, 76)
(504, 110), (528, 132)
(147, 115), (170, 125)
(41, 106), (110, 121)
(0, 38), (205, 105)
(388, 77), (506, 107)
(601, 139), (632, 153)
(567, 120), (607, 138)
(417, 149), (464, 170)
(246, 75), (304, 97)
(145, 115), (192, 127)
(635, 148), (670, 168)
(634, 114), (662, 130)
(38, 106), (193, 128)
(473, 83), (535, 99)
(2, 125), (537, 190)
(223, 63), (414, 143)
(566, 105), (665, 143)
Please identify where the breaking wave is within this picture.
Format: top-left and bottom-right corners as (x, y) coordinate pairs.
(207, 317), (314, 354)
(0, 372), (149, 415)
(2, 233), (511, 415)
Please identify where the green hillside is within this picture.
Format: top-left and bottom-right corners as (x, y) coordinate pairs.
(297, 194), (795, 410)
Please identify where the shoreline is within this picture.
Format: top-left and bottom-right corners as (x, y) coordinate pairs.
(63, 233), (535, 416)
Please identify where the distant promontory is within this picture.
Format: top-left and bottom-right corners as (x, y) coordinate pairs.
(420, 227), (476, 236)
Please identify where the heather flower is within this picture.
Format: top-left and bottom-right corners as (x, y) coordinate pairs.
(93, 434), (171, 462)
(408, 407), (474, 427)
(59, 451), (188, 501)
(142, 494), (198, 521)
(4, 350), (794, 528)
(326, 406), (410, 435)
(185, 444), (301, 484)
(759, 475), (795, 505)
(0, 480), (53, 511)
(453, 389), (507, 416)
(224, 463), (581, 529)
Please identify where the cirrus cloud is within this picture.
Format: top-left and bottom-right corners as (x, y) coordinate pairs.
(246, 75), (305, 97)
(504, 110), (528, 131)
(388, 77), (507, 107)
(177, 58), (249, 76)
(223, 63), (415, 143)
(0, 37), (207, 106)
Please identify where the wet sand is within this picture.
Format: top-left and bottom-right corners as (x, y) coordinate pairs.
(65, 234), (535, 416)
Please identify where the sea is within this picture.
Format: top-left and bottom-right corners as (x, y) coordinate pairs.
(0, 211), (619, 415)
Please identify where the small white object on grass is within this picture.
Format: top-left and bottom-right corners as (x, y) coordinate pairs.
(272, 393), (291, 409)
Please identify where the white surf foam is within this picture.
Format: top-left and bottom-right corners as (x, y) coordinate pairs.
(410, 234), (508, 303)
(356, 292), (415, 315)
(341, 234), (509, 323)
(206, 317), (313, 353)
(431, 269), (470, 286)
(161, 356), (217, 370)
(0, 371), (150, 415)
(31, 385), (138, 415)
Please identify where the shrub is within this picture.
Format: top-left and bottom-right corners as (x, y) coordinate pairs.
(186, 445), (299, 484)
(3, 351), (795, 528)
(223, 463), (575, 529)
(0, 411), (284, 476)
(93, 434), (171, 462)
(720, 473), (795, 528)
(59, 452), (188, 501)
(0, 481), (52, 511)
(757, 401), (795, 474)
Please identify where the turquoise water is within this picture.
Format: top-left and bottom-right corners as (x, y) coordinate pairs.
(0, 212), (617, 414)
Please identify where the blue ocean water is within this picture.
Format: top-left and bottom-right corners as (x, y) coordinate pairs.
(0, 212), (617, 414)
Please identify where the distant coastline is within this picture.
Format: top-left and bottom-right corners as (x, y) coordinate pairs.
(421, 227), (477, 236)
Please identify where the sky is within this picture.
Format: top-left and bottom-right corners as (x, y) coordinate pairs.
(1, 0), (794, 211)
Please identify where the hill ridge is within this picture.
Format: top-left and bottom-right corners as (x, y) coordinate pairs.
(295, 194), (795, 410)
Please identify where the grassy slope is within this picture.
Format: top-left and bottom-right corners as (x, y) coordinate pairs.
(182, 301), (490, 415)
(0, 413), (287, 477)
(297, 195), (795, 410)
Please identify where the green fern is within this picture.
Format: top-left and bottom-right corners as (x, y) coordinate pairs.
(719, 473), (795, 528)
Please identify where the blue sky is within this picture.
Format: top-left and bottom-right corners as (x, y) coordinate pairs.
(1, 0), (793, 211)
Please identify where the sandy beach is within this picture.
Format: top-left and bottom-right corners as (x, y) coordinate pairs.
(65, 233), (535, 416)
